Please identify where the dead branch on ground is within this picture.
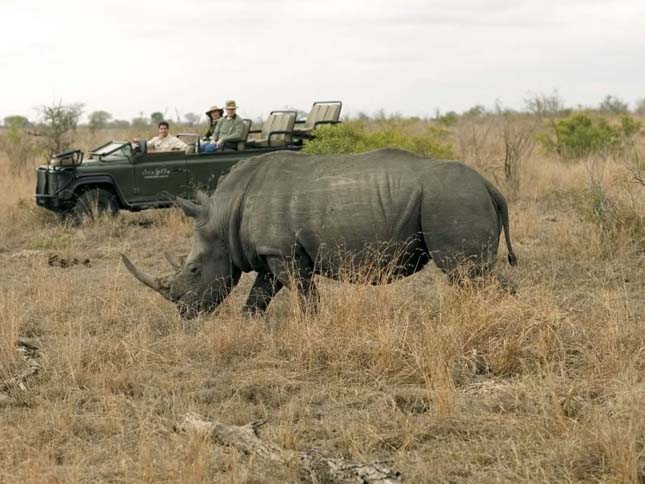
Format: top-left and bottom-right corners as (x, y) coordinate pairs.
(180, 412), (402, 483)
(0, 339), (42, 404)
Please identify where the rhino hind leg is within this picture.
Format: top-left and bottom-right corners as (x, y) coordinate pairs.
(243, 271), (284, 316)
(435, 241), (517, 294)
(423, 225), (502, 287)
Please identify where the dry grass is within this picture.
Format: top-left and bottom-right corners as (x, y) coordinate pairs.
(0, 123), (644, 483)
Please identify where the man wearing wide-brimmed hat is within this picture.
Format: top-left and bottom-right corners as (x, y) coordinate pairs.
(203, 105), (223, 140)
(200, 100), (245, 152)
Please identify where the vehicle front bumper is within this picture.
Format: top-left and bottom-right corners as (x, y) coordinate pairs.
(35, 166), (76, 212)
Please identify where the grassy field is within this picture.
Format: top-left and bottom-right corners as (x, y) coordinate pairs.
(0, 119), (644, 483)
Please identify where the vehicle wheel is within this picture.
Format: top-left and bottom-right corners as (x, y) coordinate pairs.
(71, 188), (119, 222)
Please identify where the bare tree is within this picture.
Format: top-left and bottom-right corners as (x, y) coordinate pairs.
(500, 112), (538, 189)
(455, 117), (500, 181)
(29, 102), (84, 159)
(599, 95), (629, 114)
(525, 91), (565, 119)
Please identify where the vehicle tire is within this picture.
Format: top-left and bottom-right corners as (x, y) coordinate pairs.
(71, 188), (119, 222)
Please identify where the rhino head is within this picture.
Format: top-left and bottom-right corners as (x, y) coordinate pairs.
(122, 190), (241, 319)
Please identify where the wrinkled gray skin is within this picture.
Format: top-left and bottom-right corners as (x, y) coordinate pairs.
(123, 148), (517, 319)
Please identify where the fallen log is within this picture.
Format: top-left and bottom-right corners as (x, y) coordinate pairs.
(0, 339), (42, 403)
(180, 412), (402, 483)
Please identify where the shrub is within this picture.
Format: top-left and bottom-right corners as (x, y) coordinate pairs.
(3, 115), (30, 129)
(539, 112), (642, 159)
(302, 123), (363, 155)
(303, 122), (454, 159)
(150, 112), (165, 125)
(0, 122), (41, 176)
(436, 111), (459, 126)
(570, 183), (645, 253)
(88, 111), (112, 133)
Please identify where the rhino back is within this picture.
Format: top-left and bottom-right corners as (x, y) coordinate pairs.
(214, 149), (497, 272)
(228, 150), (423, 267)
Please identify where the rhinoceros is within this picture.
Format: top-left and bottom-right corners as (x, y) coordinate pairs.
(123, 148), (517, 318)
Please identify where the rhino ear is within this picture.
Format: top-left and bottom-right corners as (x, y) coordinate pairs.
(195, 190), (211, 207)
(176, 197), (204, 219)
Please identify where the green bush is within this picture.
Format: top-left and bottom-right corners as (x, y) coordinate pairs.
(539, 112), (641, 159)
(570, 185), (645, 253)
(436, 111), (459, 126)
(303, 122), (454, 159)
(0, 123), (41, 175)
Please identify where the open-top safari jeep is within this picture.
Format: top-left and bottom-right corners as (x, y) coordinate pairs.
(34, 101), (342, 220)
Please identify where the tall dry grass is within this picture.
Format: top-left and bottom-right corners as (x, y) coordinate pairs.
(0, 121), (643, 483)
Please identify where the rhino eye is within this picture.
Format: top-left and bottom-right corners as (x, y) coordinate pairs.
(189, 266), (200, 275)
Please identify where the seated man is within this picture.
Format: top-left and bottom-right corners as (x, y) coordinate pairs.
(199, 100), (244, 152)
(147, 121), (188, 152)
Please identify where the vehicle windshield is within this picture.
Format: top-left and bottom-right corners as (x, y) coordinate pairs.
(88, 141), (131, 160)
(91, 142), (126, 155)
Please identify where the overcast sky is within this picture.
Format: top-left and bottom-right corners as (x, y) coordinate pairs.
(1, 0), (644, 123)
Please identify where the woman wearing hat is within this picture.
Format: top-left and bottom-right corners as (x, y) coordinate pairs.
(203, 105), (224, 140)
(200, 100), (245, 152)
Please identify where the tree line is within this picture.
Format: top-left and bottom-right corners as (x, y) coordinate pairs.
(2, 108), (203, 133)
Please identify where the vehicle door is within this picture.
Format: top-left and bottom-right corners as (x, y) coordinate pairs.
(82, 142), (136, 201)
(185, 150), (243, 193)
(131, 151), (189, 203)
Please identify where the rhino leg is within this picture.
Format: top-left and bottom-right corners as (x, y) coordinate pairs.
(243, 271), (284, 316)
(266, 254), (319, 315)
(294, 274), (319, 316)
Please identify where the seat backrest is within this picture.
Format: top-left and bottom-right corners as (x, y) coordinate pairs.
(304, 101), (342, 129)
(236, 119), (252, 150)
(262, 112), (296, 145)
(260, 114), (277, 138)
(241, 119), (252, 140)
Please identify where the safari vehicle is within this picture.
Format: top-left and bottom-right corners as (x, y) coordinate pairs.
(34, 136), (300, 220)
(35, 101), (342, 220)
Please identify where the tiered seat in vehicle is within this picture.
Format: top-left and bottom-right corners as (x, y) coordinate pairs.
(293, 101), (342, 139)
(234, 119), (253, 150)
(247, 111), (296, 148)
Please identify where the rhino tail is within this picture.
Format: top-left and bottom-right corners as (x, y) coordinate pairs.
(486, 182), (518, 266)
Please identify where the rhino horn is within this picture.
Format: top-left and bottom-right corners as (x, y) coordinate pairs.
(164, 252), (183, 270)
(176, 197), (205, 219)
(122, 254), (170, 299)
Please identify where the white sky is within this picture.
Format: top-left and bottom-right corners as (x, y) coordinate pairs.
(1, 0), (644, 123)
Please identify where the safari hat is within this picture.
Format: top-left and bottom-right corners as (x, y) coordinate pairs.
(225, 100), (237, 110)
(205, 105), (223, 116)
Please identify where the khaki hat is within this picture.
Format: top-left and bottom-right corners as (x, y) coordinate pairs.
(225, 100), (237, 109)
(205, 105), (223, 116)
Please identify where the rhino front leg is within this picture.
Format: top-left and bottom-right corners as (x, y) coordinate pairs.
(265, 255), (319, 315)
(243, 271), (284, 316)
